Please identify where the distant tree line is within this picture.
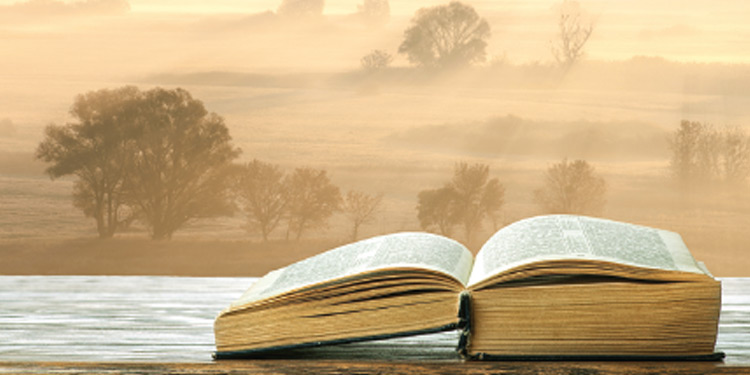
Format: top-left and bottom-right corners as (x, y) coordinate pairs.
(669, 120), (750, 189)
(239, 157), (611, 246)
(35, 85), (630, 245)
(241, 158), (611, 245)
(359, 0), (593, 72)
(35, 87), (382, 241)
(235, 160), (383, 242)
(416, 159), (607, 245)
(268, 0), (595, 75)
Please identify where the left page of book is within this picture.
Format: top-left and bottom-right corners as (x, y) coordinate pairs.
(231, 232), (474, 308)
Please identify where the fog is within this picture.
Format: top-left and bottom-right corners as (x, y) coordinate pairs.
(2, 0), (750, 275)
(3, 0), (750, 77)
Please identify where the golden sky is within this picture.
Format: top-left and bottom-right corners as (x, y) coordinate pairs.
(1, 0), (749, 64)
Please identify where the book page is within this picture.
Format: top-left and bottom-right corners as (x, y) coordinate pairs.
(468, 215), (704, 286)
(231, 232), (474, 307)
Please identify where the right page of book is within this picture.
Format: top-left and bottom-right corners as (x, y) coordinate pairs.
(468, 215), (705, 287)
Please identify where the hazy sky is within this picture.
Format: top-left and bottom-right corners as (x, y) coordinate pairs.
(1, 0), (749, 93)
(34, 0), (529, 15)
(1, 0), (749, 143)
(2, 0), (749, 66)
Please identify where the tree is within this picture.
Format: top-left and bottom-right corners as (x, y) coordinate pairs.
(343, 190), (383, 241)
(723, 126), (750, 185)
(669, 120), (703, 186)
(277, 0), (324, 18)
(696, 125), (723, 183)
(284, 167), (341, 240)
(669, 121), (750, 189)
(669, 120), (721, 188)
(416, 186), (458, 237)
(357, 0), (389, 26)
(551, 0), (593, 72)
(534, 158), (606, 215)
(361, 49), (393, 71)
(36, 86), (240, 240)
(447, 162), (505, 245)
(236, 159), (287, 242)
(416, 162), (505, 243)
(36, 86), (141, 238)
(126, 88), (241, 240)
(398, 2), (490, 69)
(481, 176), (505, 231)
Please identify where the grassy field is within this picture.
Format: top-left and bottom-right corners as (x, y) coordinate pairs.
(2, 63), (750, 277)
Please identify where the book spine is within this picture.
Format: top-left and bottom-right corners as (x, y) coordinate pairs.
(456, 290), (472, 359)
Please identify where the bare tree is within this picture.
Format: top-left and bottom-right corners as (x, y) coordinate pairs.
(284, 167), (341, 241)
(398, 2), (491, 69)
(534, 158), (606, 215)
(361, 49), (393, 71)
(36, 86), (141, 238)
(342, 190), (384, 241)
(236, 159), (287, 242)
(551, 0), (593, 72)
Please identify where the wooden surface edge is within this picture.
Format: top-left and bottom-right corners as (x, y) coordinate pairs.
(1, 361), (749, 375)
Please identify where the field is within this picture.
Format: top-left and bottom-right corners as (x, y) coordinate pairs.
(3, 0), (750, 277)
(2, 62), (750, 277)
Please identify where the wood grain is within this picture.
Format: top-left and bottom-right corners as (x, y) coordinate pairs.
(0, 276), (748, 373)
(1, 360), (749, 375)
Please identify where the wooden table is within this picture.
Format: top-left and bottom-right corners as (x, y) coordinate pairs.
(1, 276), (748, 374)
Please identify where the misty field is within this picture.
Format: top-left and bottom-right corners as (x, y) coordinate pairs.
(2, 65), (750, 276)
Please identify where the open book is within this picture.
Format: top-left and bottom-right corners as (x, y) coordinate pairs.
(213, 215), (722, 360)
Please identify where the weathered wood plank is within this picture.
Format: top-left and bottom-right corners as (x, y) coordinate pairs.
(1, 360), (748, 375)
(0, 276), (245, 362)
(0, 276), (748, 369)
(717, 278), (750, 364)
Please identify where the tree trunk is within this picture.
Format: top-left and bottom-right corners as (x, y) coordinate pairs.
(151, 222), (172, 240)
(294, 218), (306, 241)
(351, 223), (360, 242)
(106, 193), (117, 238)
(95, 214), (109, 239)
